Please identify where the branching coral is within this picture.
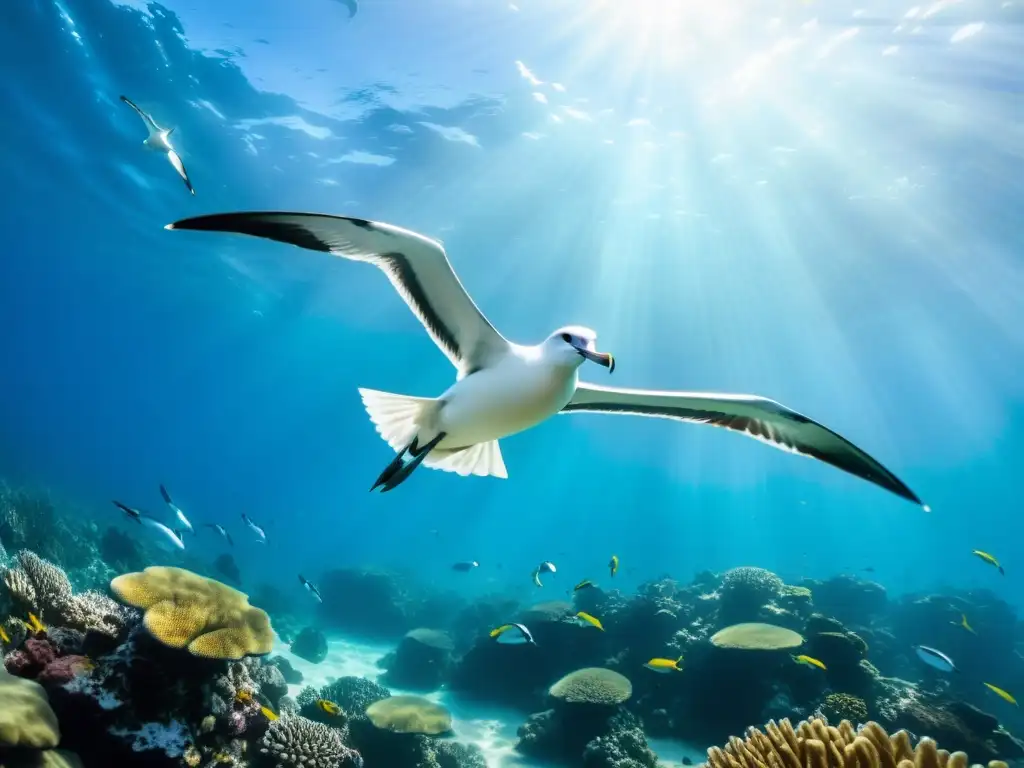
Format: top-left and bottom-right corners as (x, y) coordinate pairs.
(0, 550), (131, 637)
(705, 715), (1011, 768)
(260, 714), (359, 768)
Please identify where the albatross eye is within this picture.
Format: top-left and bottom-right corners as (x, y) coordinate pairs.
(560, 333), (573, 343)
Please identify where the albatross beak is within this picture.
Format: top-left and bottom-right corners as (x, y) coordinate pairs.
(578, 348), (616, 373)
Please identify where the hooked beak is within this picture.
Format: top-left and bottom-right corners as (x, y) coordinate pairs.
(576, 347), (616, 373)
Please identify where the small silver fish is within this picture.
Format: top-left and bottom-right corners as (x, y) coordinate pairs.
(241, 513), (266, 543)
(113, 501), (185, 551)
(298, 574), (323, 603)
(204, 523), (233, 546)
(492, 623), (535, 645)
(159, 484), (194, 535)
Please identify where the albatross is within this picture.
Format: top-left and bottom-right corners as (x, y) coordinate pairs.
(119, 95), (195, 196)
(165, 211), (927, 508)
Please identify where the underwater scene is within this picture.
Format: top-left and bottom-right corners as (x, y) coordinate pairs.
(2, 0), (1023, 767)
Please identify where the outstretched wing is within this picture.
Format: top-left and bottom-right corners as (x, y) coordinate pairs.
(166, 150), (195, 195)
(120, 95), (161, 134)
(563, 382), (925, 508)
(167, 212), (509, 375)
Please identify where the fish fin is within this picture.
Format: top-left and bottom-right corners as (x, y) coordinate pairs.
(999, 566), (1005, 576)
(676, 655), (683, 663)
(358, 388), (435, 452)
(160, 484), (172, 504)
(425, 440), (508, 478)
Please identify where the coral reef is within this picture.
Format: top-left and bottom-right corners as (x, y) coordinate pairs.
(719, 567), (784, 623)
(260, 714), (361, 768)
(705, 715), (1015, 768)
(2, 550), (131, 638)
(110, 566), (273, 659)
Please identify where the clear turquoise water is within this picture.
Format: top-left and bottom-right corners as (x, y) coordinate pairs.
(1, 0), (1022, 604)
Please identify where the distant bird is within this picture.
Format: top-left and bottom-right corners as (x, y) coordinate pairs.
(298, 574), (323, 603)
(113, 500), (185, 551)
(241, 513), (266, 543)
(335, 0), (358, 18)
(119, 95), (194, 195)
(164, 211), (927, 508)
(204, 522), (233, 546)
(159, 484), (194, 535)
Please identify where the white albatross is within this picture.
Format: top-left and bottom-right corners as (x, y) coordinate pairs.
(120, 95), (195, 196)
(165, 211), (927, 508)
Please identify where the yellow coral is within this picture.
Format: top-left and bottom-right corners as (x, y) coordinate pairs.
(365, 695), (453, 735)
(0, 667), (60, 749)
(705, 716), (1009, 768)
(110, 567), (273, 659)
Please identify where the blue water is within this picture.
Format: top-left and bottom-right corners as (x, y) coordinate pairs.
(1, 0), (1022, 604)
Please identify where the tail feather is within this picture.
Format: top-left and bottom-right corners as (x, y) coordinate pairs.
(359, 388), (433, 451)
(427, 441), (508, 478)
(359, 387), (508, 480)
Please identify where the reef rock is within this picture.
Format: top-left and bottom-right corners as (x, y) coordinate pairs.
(291, 626), (328, 664)
(380, 628), (455, 691)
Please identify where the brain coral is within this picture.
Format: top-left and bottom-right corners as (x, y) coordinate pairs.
(821, 693), (869, 724)
(110, 566), (273, 659)
(261, 715), (357, 768)
(365, 695), (453, 735)
(549, 668), (633, 706)
(710, 623), (804, 650)
(0, 666), (60, 749)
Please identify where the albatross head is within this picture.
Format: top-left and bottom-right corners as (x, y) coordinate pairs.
(544, 325), (615, 373)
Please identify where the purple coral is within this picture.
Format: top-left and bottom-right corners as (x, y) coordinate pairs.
(4, 635), (58, 678)
(37, 654), (93, 685)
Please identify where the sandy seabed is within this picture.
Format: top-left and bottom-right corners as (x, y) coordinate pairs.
(272, 633), (705, 768)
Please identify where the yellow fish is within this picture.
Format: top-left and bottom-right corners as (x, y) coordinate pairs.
(0, 625), (9, 644)
(575, 611), (604, 631)
(983, 683), (1018, 706)
(792, 654), (827, 671)
(644, 656), (683, 673)
(609, 555), (619, 577)
(235, 690), (253, 704)
(957, 614), (976, 634)
(972, 550), (1004, 575)
(260, 705), (278, 721)
(317, 699), (342, 716)
(574, 579), (594, 592)
(26, 613), (46, 634)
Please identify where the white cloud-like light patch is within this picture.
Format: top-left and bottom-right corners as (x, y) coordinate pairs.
(193, 99), (225, 119)
(522, 132), (543, 140)
(950, 22), (983, 43)
(818, 28), (859, 59)
(626, 118), (651, 127)
(318, 178), (339, 186)
(387, 124), (413, 134)
(533, 92), (548, 104)
(515, 61), (543, 86)
(418, 122), (480, 147)
(241, 135), (259, 156)
(551, 83), (566, 92)
(562, 107), (591, 121)
(236, 116), (332, 140)
(328, 150), (396, 166)
(882, 45), (899, 56)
